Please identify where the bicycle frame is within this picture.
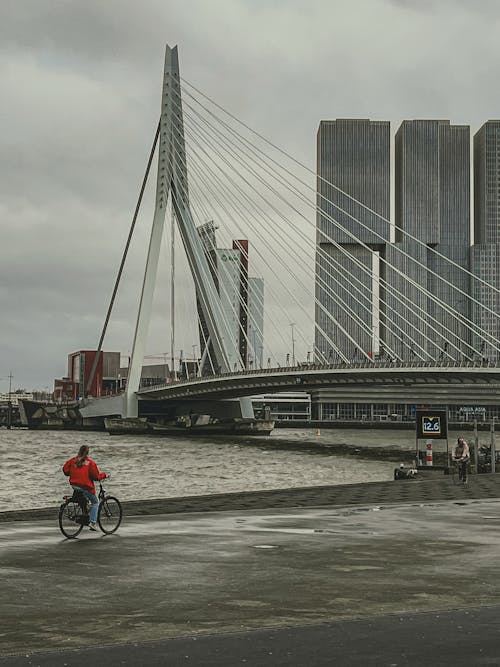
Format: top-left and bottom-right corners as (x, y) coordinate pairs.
(64, 483), (106, 522)
(452, 458), (469, 483)
(59, 476), (121, 538)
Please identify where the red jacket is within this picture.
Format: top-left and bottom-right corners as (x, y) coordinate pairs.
(62, 456), (106, 494)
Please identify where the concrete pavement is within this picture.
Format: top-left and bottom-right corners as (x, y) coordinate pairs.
(3, 479), (500, 663)
(1, 607), (500, 666)
(0, 473), (500, 667)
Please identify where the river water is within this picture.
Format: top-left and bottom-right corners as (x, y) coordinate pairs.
(0, 427), (471, 511)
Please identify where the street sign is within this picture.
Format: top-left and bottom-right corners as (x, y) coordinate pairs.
(415, 409), (448, 440)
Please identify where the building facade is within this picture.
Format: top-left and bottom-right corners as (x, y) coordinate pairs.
(315, 119), (390, 363)
(197, 224), (264, 373)
(384, 120), (471, 360)
(472, 120), (500, 361)
(248, 277), (264, 369)
(65, 350), (121, 399)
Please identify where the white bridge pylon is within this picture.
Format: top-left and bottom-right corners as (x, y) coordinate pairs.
(124, 45), (251, 418)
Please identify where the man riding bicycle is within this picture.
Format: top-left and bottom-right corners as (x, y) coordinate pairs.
(451, 436), (470, 483)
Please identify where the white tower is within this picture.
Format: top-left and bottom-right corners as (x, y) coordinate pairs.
(124, 45), (252, 418)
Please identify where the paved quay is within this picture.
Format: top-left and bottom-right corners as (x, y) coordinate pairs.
(3, 470), (500, 523)
(2, 473), (500, 664)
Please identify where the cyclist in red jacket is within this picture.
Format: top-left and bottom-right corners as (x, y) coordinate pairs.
(63, 445), (106, 531)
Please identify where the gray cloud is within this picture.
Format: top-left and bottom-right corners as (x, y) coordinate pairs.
(2, 0), (500, 388)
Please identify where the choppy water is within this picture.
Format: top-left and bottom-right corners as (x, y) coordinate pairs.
(0, 426), (470, 511)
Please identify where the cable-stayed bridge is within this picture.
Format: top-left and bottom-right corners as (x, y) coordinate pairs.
(137, 361), (500, 406)
(80, 45), (500, 428)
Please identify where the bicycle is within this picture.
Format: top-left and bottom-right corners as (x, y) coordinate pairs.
(58, 479), (122, 539)
(452, 458), (469, 485)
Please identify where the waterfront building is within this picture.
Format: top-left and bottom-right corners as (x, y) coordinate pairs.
(309, 400), (500, 423)
(197, 223), (264, 373)
(64, 350), (121, 399)
(0, 390), (34, 406)
(471, 120), (500, 361)
(217, 244), (246, 371)
(384, 120), (470, 360)
(315, 119), (390, 363)
(117, 363), (171, 389)
(248, 277), (264, 369)
(251, 392), (310, 421)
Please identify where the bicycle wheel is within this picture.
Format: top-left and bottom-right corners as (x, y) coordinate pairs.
(98, 496), (122, 534)
(59, 499), (85, 538)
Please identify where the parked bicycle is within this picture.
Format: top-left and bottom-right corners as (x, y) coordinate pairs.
(58, 478), (122, 538)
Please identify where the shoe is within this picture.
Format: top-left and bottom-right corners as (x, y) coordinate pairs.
(89, 522), (98, 531)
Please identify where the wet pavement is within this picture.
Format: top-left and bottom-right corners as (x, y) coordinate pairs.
(3, 477), (500, 662)
(3, 470), (500, 522)
(1, 607), (500, 666)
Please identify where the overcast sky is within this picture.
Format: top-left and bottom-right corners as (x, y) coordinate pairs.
(2, 0), (500, 390)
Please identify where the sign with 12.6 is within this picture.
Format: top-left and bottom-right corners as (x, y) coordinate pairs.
(422, 416), (442, 435)
(415, 409), (448, 440)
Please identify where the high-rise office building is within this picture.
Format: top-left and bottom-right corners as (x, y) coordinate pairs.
(471, 120), (500, 360)
(196, 223), (264, 373)
(248, 277), (264, 369)
(384, 120), (470, 360)
(315, 119), (390, 362)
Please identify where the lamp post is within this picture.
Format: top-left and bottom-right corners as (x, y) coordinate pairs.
(290, 323), (296, 366)
(163, 352), (168, 382)
(7, 371), (13, 430)
(192, 344), (199, 377)
(252, 330), (257, 369)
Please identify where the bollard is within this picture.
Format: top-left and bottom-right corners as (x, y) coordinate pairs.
(474, 419), (479, 474)
(425, 441), (433, 466)
(491, 417), (496, 474)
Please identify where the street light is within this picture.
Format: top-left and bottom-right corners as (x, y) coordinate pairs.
(290, 323), (296, 366)
(192, 344), (199, 376)
(7, 371), (13, 430)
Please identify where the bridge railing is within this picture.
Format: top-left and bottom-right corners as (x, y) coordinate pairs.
(138, 358), (498, 392)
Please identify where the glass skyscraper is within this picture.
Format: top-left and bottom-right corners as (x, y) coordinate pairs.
(384, 120), (470, 361)
(315, 119), (390, 363)
(472, 120), (500, 361)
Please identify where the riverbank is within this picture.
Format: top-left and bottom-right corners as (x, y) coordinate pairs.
(275, 419), (500, 431)
(2, 472), (500, 523)
(3, 427), (495, 514)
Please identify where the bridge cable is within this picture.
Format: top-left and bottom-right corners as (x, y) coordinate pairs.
(181, 78), (500, 305)
(168, 92), (288, 367)
(179, 102), (447, 361)
(168, 141), (250, 372)
(180, 100), (468, 356)
(181, 83), (500, 349)
(176, 120), (380, 363)
(169, 131), (284, 369)
(170, 94), (362, 364)
(170, 131), (301, 366)
(180, 104), (452, 362)
(85, 119), (161, 396)
(180, 97), (498, 358)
